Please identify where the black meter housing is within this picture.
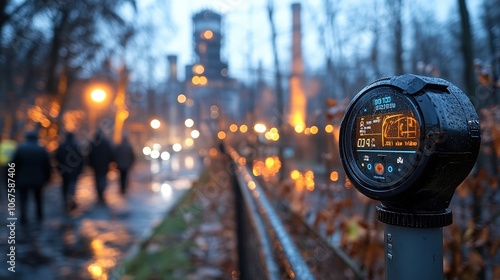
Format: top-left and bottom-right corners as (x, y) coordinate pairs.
(340, 74), (480, 223)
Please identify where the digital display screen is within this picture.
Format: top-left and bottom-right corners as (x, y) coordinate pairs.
(355, 111), (419, 151)
(351, 91), (421, 186)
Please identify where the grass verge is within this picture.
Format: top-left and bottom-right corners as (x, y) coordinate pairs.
(121, 168), (211, 280)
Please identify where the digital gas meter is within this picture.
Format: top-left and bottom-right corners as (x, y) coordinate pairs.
(340, 74), (480, 214)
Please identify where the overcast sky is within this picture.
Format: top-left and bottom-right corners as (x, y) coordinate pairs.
(130, 0), (481, 84)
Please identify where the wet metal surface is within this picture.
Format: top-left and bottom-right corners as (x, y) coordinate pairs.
(0, 155), (200, 280)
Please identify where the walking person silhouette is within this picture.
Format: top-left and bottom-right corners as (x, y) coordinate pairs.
(114, 136), (135, 195)
(87, 128), (114, 203)
(13, 130), (52, 224)
(55, 132), (84, 211)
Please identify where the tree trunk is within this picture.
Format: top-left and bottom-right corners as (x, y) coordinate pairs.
(267, 0), (286, 181)
(458, 0), (476, 100)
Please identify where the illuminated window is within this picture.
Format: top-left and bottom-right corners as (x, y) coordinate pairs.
(199, 76), (208, 85)
(193, 64), (205, 75)
(202, 30), (214, 39)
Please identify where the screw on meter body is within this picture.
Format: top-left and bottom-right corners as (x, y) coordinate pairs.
(340, 74), (480, 226)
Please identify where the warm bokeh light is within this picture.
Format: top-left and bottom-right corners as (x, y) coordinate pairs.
(252, 160), (264, 176)
(217, 131), (226, 140)
(239, 124), (248, 133)
(229, 124), (238, 132)
(88, 263), (104, 278)
(247, 181), (256, 190)
(294, 124), (305, 133)
(199, 76), (208, 85)
(209, 148), (218, 157)
(291, 170), (301, 180)
(177, 94), (187, 103)
(330, 171), (339, 182)
(325, 124), (334, 133)
(203, 30), (214, 39)
(152, 143), (161, 150)
(254, 123), (267, 134)
(161, 151), (170, 160)
(310, 126), (319, 134)
(90, 89), (106, 103)
(150, 119), (160, 129)
(191, 129), (200, 138)
(172, 143), (182, 152)
(238, 157), (247, 166)
(150, 150), (160, 159)
(192, 75), (200, 85)
(185, 138), (194, 147)
(193, 64), (205, 74)
(265, 157), (275, 169)
(304, 127), (311, 135)
(185, 118), (194, 128)
(305, 170), (315, 191)
(142, 146), (152, 156)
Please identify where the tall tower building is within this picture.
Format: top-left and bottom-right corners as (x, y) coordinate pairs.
(188, 10), (228, 81)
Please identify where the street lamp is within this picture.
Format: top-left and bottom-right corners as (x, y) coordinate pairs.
(90, 89), (107, 103)
(88, 87), (108, 133)
(185, 118), (194, 128)
(150, 119), (161, 130)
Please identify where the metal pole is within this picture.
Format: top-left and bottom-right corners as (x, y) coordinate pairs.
(384, 224), (443, 280)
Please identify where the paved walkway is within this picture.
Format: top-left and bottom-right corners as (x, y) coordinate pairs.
(0, 158), (201, 280)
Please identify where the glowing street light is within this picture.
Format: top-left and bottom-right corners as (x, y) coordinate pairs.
(150, 119), (161, 129)
(172, 143), (182, 152)
(90, 89), (107, 103)
(191, 129), (200, 139)
(185, 118), (194, 128)
(254, 123), (267, 134)
(177, 94), (187, 103)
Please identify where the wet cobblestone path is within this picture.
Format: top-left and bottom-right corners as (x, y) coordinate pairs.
(0, 158), (200, 280)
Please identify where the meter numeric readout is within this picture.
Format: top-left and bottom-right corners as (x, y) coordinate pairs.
(354, 109), (420, 184)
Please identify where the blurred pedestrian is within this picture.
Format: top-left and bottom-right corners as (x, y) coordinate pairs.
(12, 130), (51, 224)
(55, 132), (84, 211)
(114, 136), (135, 194)
(0, 134), (17, 198)
(87, 128), (114, 203)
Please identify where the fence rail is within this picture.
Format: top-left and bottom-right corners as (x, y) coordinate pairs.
(227, 144), (316, 279)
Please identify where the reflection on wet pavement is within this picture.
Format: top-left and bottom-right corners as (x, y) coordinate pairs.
(0, 158), (200, 280)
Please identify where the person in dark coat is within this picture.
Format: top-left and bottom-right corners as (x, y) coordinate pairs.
(12, 130), (52, 224)
(114, 136), (135, 194)
(55, 132), (84, 211)
(87, 128), (114, 202)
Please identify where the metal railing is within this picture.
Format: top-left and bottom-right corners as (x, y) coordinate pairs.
(226, 144), (365, 280)
(227, 145), (316, 279)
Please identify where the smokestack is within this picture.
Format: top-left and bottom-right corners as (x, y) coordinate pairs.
(289, 2), (306, 131)
(167, 55), (178, 82)
(291, 3), (303, 76)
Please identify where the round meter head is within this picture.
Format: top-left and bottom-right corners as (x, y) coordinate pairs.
(340, 74), (481, 212)
(348, 88), (421, 188)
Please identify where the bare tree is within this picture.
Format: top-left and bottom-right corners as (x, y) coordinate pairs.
(266, 0), (285, 181)
(386, 0), (404, 75)
(458, 0), (476, 99)
(0, 0), (137, 140)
